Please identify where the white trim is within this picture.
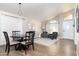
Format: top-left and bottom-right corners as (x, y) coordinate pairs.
(0, 10), (27, 20)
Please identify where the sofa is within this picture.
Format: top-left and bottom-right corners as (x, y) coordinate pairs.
(48, 32), (58, 39)
(41, 31), (48, 38)
(41, 31), (58, 39)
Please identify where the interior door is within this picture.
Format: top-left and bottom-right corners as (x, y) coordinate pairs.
(63, 20), (74, 39)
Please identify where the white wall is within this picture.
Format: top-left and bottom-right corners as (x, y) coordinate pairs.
(0, 14), (1, 44)
(74, 8), (79, 55)
(22, 18), (42, 38)
(58, 15), (64, 38)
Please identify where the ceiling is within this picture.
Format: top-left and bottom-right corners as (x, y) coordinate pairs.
(0, 3), (76, 21)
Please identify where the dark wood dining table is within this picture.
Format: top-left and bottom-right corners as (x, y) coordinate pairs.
(10, 35), (26, 50)
(11, 35), (24, 41)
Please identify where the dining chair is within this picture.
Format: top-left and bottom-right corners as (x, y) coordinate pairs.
(12, 31), (21, 40)
(3, 31), (20, 55)
(21, 31), (35, 54)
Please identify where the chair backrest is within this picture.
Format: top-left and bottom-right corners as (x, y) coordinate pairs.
(12, 31), (20, 36)
(29, 31), (35, 39)
(25, 31), (35, 43)
(3, 31), (10, 45)
(52, 32), (58, 39)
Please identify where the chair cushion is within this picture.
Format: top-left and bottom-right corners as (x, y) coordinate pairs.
(21, 41), (32, 45)
(10, 40), (20, 45)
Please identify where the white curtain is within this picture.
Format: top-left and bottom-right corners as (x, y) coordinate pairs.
(46, 20), (58, 34)
(0, 14), (23, 45)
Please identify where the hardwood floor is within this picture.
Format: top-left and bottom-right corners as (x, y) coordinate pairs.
(0, 39), (77, 56)
(54, 39), (76, 56)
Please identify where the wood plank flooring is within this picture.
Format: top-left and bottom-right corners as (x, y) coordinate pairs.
(0, 39), (77, 56)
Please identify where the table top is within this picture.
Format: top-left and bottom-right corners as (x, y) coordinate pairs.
(10, 35), (24, 42)
(11, 35), (23, 38)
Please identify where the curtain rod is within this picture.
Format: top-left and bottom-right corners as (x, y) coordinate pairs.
(1, 13), (25, 20)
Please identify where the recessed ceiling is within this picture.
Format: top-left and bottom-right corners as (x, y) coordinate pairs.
(0, 3), (76, 21)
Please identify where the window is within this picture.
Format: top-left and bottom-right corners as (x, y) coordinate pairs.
(46, 20), (58, 33)
(64, 14), (73, 20)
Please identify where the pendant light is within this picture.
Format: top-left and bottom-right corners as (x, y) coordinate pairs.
(18, 3), (23, 16)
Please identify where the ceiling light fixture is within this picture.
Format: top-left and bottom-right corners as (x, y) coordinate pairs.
(1, 3), (25, 19)
(18, 3), (23, 16)
(17, 3), (25, 20)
